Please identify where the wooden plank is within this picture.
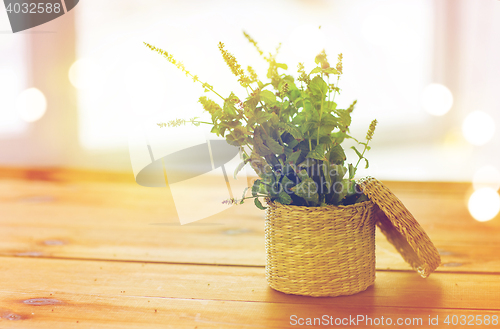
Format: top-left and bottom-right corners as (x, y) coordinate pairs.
(2, 292), (500, 328)
(0, 257), (499, 311)
(1, 168), (497, 328)
(0, 166), (136, 184)
(1, 171), (499, 272)
(1, 256), (499, 327)
(2, 221), (500, 273)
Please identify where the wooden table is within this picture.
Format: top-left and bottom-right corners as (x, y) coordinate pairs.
(0, 168), (499, 328)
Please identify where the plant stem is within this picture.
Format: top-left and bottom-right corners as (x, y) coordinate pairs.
(192, 120), (213, 125)
(239, 195), (268, 202)
(316, 97), (324, 145)
(331, 76), (340, 103)
(354, 141), (370, 173)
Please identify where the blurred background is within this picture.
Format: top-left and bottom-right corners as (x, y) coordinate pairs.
(1, 0), (500, 220)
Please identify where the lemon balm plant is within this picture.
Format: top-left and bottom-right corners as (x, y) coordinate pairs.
(145, 32), (377, 210)
(145, 32), (383, 297)
(143, 36), (443, 297)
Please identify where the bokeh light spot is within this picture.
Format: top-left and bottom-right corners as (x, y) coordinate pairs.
(468, 188), (500, 222)
(473, 166), (500, 191)
(421, 83), (453, 116)
(462, 111), (495, 146)
(69, 58), (99, 90)
(16, 88), (47, 122)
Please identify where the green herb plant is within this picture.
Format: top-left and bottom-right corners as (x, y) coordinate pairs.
(145, 32), (377, 210)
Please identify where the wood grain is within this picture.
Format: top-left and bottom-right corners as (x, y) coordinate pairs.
(1, 167), (499, 328)
(4, 292), (499, 329)
(0, 257), (499, 328)
(1, 255), (500, 310)
(0, 170), (499, 273)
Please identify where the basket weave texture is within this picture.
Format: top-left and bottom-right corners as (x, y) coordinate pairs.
(265, 199), (377, 297)
(358, 177), (441, 278)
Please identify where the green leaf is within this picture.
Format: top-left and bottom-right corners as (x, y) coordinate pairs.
(297, 169), (310, 181)
(331, 179), (349, 204)
(281, 75), (295, 85)
(262, 132), (284, 155)
(298, 158), (317, 169)
(210, 125), (221, 136)
(220, 120), (242, 129)
(234, 160), (246, 179)
(241, 187), (249, 200)
(324, 101), (337, 111)
(291, 111), (306, 125)
(309, 67), (322, 75)
(223, 93), (239, 118)
(276, 63), (288, 70)
(251, 180), (262, 197)
(278, 122), (304, 141)
(322, 161), (332, 189)
(263, 154), (279, 170)
(253, 128), (273, 156)
(278, 157), (285, 170)
(245, 92), (260, 111)
(278, 191), (292, 205)
(254, 198), (267, 210)
(267, 115), (280, 130)
(321, 113), (338, 127)
(260, 166), (276, 186)
(317, 113), (338, 136)
(355, 194), (369, 203)
(269, 181), (281, 197)
(331, 132), (346, 144)
(335, 108), (352, 132)
(364, 158), (370, 169)
(348, 163), (355, 180)
(293, 96), (303, 108)
(323, 67), (340, 75)
(226, 126), (248, 146)
(291, 177), (319, 204)
(286, 138), (300, 149)
(351, 146), (362, 158)
(286, 150), (302, 164)
(319, 135), (332, 144)
(306, 144), (327, 161)
(328, 164), (347, 183)
(281, 176), (296, 192)
(328, 144), (346, 165)
(259, 90), (277, 105)
(248, 152), (266, 176)
(346, 180), (357, 195)
(308, 76), (328, 98)
(254, 111), (273, 124)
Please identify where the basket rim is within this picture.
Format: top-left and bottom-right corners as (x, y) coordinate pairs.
(265, 198), (373, 211)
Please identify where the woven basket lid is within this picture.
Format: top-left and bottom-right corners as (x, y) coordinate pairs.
(358, 177), (441, 278)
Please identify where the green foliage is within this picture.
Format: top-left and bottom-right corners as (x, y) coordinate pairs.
(145, 32), (377, 209)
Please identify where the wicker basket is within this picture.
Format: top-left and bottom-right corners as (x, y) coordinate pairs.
(265, 199), (377, 297)
(264, 177), (442, 297)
